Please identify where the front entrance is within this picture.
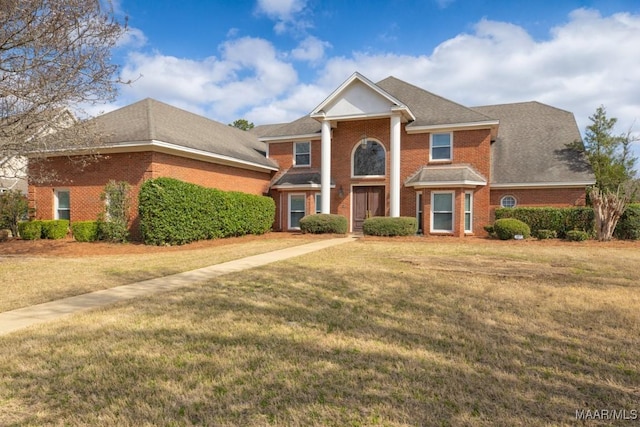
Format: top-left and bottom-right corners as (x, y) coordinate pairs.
(353, 186), (385, 232)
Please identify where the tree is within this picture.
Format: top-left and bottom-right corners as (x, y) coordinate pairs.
(590, 186), (630, 241)
(579, 106), (637, 193)
(229, 119), (255, 131)
(0, 0), (126, 182)
(0, 189), (28, 237)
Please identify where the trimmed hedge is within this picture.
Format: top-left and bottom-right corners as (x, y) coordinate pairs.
(138, 178), (275, 245)
(493, 218), (531, 240)
(363, 217), (418, 237)
(72, 221), (99, 242)
(18, 221), (42, 240)
(535, 229), (557, 240)
(566, 230), (590, 242)
(299, 214), (348, 234)
(495, 207), (594, 238)
(615, 203), (640, 240)
(41, 220), (69, 239)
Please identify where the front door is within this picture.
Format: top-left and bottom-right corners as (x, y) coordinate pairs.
(353, 186), (385, 232)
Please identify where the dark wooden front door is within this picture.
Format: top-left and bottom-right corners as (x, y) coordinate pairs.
(353, 186), (385, 232)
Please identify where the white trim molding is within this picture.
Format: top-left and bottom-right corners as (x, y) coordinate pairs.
(490, 181), (595, 189)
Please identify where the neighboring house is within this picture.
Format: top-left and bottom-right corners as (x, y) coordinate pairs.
(1, 157), (28, 194)
(260, 72), (594, 235)
(29, 72), (594, 238)
(28, 98), (278, 237)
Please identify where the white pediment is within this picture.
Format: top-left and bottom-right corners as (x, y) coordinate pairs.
(323, 80), (396, 118)
(310, 72), (414, 122)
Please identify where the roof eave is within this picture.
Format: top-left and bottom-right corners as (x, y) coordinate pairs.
(406, 120), (500, 134)
(31, 140), (279, 173)
(490, 181), (595, 189)
(261, 133), (322, 143)
(405, 180), (487, 189)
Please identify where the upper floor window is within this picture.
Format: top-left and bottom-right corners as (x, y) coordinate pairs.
(430, 133), (452, 161)
(294, 141), (310, 167)
(353, 140), (385, 177)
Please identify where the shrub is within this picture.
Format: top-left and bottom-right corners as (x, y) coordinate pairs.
(138, 178), (275, 245)
(535, 229), (557, 240)
(495, 207), (594, 238)
(614, 203), (640, 240)
(18, 221), (42, 240)
(0, 190), (28, 238)
(72, 221), (99, 242)
(565, 230), (590, 242)
(493, 218), (531, 240)
(299, 214), (348, 234)
(363, 217), (418, 237)
(98, 180), (132, 243)
(41, 220), (69, 239)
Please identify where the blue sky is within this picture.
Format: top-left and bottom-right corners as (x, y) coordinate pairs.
(106, 0), (640, 158)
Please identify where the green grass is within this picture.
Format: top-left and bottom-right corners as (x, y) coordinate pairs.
(1, 239), (639, 426)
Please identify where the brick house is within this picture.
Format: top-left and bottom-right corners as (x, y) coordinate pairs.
(28, 99), (278, 237)
(29, 72), (594, 238)
(257, 72), (594, 235)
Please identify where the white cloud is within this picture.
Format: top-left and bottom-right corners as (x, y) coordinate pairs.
(115, 37), (297, 124)
(255, 0), (310, 34)
(116, 26), (147, 49)
(291, 36), (331, 63)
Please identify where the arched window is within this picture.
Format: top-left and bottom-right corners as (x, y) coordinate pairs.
(353, 140), (385, 176)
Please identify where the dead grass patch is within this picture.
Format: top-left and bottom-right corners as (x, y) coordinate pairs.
(0, 238), (639, 425)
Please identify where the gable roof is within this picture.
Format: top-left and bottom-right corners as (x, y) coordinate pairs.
(472, 102), (595, 186)
(92, 99), (277, 171)
(259, 74), (497, 140)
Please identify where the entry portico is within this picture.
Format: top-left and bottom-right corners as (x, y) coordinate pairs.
(310, 72), (414, 218)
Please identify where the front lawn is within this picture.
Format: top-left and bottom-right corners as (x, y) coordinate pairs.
(1, 238), (639, 426)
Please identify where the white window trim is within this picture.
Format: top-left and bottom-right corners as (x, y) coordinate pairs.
(288, 193), (306, 230)
(351, 138), (387, 178)
(500, 195), (517, 208)
(429, 132), (453, 162)
(464, 191), (473, 233)
(314, 193), (321, 214)
(54, 189), (70, 220)
(293, 141), (311, 167)
(431, 190), (454, 233)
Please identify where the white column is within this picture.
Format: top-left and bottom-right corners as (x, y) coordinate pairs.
(321, 120), (331, 214)
(390, 114), (401, 217)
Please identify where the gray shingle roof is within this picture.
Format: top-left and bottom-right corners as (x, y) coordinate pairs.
(259, 115), (321, 139)
(94, 99), (277, 169)
(405, 164), (487, 187)
(376, 77), (495, 128)
(472, 102), (594, 185)
(272, 170), (335, 187)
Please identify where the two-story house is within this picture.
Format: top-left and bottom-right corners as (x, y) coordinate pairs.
(27, 72), (594, 238)
(259, 72), (594, 235)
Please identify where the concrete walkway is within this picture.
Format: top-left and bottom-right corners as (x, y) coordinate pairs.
(0, 236), (356, 336)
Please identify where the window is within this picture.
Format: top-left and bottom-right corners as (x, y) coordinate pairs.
(294, 142), (310, 167)
(315, 193), (321, 214)
(430, 133), (452, 161)
(289, 194), (306, 229)
(416, 192), (423, 234)
(500, 195), (517, 208)
(353, 140), (385, 176)
(464, 192), (473, 233)
(55, 190), (70, 220)
(431, 192), (453, 232)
